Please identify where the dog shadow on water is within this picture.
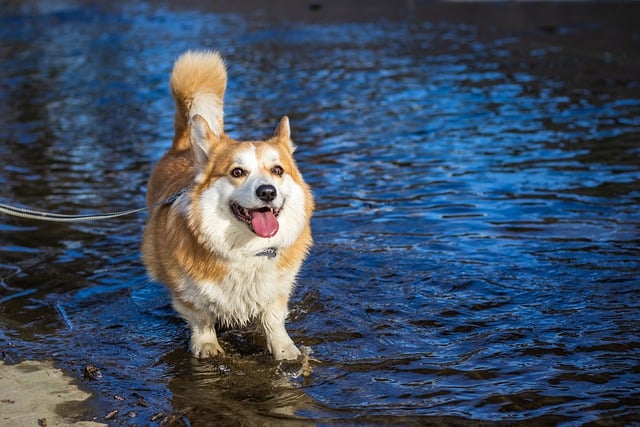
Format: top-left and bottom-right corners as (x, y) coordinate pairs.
(161, 328), (320, 424)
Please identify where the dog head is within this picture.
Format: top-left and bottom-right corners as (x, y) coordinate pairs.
(186, 115), (311, 254)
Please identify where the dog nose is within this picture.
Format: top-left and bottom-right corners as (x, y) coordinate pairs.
(256, 184), (277, 202)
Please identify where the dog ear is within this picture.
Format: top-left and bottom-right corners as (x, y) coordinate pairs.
(273, 116), (296, 152)
(190, 114), (220, 170)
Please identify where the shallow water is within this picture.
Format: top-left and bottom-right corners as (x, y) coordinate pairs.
(1, 1), (639, 425)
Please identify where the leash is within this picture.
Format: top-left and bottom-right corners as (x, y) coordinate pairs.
(0, 186), (190, 223)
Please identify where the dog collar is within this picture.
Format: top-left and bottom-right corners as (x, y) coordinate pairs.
(255, 247), (277, 258)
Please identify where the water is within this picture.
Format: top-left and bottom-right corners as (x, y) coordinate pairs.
(1, 1), (639, 425)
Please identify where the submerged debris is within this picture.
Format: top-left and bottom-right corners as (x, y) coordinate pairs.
(150, 412), (165, 422)
(82, 364), (102, 381)
(133, 394), (149, 407)
(104, 409), (118, 420)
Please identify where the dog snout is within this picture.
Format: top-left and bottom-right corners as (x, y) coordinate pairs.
(256, 184), (277, 203)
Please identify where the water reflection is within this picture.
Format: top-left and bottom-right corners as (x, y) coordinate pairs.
(164, 348), (318, 423)
(1, 0), (639, 425)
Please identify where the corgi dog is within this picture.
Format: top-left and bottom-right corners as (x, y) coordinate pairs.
(142, 50), (313, 360)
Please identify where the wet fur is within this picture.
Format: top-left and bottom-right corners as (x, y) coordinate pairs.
(142, 51), (313, 360)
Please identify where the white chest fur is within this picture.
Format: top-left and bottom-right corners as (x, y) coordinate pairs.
(176, 256), (294, 327)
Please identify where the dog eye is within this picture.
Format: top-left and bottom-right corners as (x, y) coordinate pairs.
(271, 165), (284, 176)
(230, 168), (246, 178)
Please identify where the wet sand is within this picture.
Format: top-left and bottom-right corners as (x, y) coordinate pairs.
(0, 360), (105, 427)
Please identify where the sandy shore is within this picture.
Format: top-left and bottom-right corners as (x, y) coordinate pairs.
(0, 360), (105, 427)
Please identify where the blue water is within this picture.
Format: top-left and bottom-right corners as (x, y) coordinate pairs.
(1, 1), (639, 424)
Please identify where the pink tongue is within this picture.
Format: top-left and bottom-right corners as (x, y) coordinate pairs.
(251, 210), (279, 238)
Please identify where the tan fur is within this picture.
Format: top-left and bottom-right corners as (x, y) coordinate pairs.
(142, 50), (313, 360)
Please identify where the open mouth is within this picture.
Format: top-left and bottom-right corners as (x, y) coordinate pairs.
(230, 201), (281, 238)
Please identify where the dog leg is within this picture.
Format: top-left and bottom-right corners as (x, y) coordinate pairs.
(261, 295), (301, 360)
(173, 298), (224, 358)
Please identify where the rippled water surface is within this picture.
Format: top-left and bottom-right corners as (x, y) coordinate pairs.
(1, 1), (639, 425)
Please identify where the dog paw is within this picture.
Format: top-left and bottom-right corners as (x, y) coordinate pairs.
(272, 343), (302, 361)
(191, 340), (225, 359)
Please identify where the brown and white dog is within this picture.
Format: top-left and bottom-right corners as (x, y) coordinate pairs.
(142, 50), (313, 360)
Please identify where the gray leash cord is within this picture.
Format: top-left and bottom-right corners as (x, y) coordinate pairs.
(0, 204), (147, 222)
(0, 186), (189, 223)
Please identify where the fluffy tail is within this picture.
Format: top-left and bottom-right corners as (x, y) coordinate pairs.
(170, 50), (227, 150)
